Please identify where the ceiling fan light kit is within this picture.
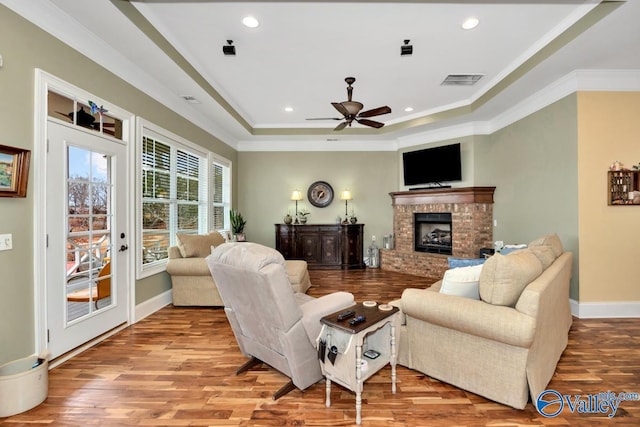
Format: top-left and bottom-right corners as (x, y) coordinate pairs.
(307, 77), (392, 131)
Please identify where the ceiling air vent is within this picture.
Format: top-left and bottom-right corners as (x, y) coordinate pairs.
(441, 74), (484, 86)
(182, 96), (200, 104)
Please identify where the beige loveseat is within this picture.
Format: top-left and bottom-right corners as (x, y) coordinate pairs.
(393, 234), (572, 409)
(166, 232), (312, 306)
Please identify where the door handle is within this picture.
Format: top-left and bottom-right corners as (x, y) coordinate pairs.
(119, 244), (129, 252)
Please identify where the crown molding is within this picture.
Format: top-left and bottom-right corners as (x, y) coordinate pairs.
(251, 69), (640, 152)
(1, 0), (241, 149)
(237, 138), (398, 152)
(488, 69), (640, 135)
(4, 1), (638, 153)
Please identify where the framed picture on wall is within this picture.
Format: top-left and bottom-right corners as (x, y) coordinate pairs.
(0, 144), (31, 198)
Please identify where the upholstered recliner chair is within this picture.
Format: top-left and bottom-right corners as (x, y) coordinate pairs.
(207, 242), (355, 399)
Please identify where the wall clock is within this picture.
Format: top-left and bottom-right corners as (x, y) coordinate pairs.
(307, 181), (334, 208)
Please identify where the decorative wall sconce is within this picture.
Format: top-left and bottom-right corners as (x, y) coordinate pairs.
(291, 190), (303, 223)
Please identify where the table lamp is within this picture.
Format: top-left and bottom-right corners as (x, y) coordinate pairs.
(340, 189), (352, 217)
(291, 190), (303, 223)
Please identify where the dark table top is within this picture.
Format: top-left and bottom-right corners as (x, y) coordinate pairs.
(320, 302), (399, 334)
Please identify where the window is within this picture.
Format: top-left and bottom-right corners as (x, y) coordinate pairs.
(138, 120), (211, 278)
(47, 90), (124, 140)
(211, 157), (231, 233)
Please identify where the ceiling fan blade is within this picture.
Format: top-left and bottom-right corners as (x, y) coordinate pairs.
(334, 121), (348, 131)
(305, 117), (342, 121)
(356, 118), (385, 129)
(358, 106), (392, 118)
(332, 102), (349, 117)
(55, 111), (72, 120)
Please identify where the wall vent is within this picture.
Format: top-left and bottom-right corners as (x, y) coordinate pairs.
(441, 74), (484, 86)
(181, 96), (201, 104)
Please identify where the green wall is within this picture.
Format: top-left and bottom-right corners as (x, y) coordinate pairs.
(0, 5), (591, 366)
(474, 95), (579, 298)
(0, 6), (237, 365)
(237, 151), (398, 249)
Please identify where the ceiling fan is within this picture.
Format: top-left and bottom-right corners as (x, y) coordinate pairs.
(307, 77), (391, 131)
(55, 107), (116, 135)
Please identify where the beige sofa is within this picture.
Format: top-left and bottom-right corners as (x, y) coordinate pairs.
(392, 234), (572, 409)
(166, 233), (312, 306)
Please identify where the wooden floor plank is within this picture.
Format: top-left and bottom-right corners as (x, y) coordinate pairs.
(2, 268), (639, 426)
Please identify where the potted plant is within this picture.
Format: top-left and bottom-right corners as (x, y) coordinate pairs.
(298, 209), (310, 224)
(230, 209), (247, 241)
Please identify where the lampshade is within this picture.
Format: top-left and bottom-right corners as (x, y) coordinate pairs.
(340, 190), (352, 201)
(291, 190), (303, 201)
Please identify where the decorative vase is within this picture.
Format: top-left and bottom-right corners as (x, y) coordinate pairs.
(299, 216), (308, 224)
(350, 216), (358, 224)
(284, 214), (293, 224)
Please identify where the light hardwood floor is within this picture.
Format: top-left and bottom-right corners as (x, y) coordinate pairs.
(2, 268), (639, 426)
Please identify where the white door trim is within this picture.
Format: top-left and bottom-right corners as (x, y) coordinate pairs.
(33, 69), (136, 359)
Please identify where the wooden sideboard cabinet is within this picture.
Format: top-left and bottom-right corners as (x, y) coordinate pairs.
(275, 223), (365, 269)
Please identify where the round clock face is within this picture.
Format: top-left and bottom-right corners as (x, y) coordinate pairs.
(307, 181), (334, 208)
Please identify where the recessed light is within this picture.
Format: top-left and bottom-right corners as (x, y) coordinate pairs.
(242, 16), (259, 28)
(462, 17), (479, 30)
(284, 107), (293, 112)
(404, 107), (414, 112)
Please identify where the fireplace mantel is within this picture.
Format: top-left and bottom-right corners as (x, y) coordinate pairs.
(390, 187), (495, 206)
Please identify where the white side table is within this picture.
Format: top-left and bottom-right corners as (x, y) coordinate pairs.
(317, 303), (400, 425)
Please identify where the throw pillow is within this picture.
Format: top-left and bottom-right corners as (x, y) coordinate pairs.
(479, 249), (543, 306)
(176, 232), (225, 258)
(440, 264), (483, 300)
(500, 244), (527, 255)
(447, 257), (486, 269)
(529, 233), (563, 258)
(528, 244), (556, 269)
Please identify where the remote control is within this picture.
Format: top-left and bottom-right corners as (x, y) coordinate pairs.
(337, 310), (355, 321)
(363, 349), (380, 359)
(349, 315), (366, 326)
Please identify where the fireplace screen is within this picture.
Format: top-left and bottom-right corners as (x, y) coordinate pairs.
(414, 212), (452, 254)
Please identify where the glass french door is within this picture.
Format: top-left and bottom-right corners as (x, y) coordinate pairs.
(46, 121), (129, 359)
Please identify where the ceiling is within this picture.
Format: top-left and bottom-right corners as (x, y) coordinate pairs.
(4, 0), (640, 149)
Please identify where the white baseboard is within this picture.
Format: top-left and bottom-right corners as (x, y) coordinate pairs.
(134, 289), (173, 323)
(570, 299), (640, 319)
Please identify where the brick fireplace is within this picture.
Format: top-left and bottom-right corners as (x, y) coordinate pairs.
(381, 187), (495, 279)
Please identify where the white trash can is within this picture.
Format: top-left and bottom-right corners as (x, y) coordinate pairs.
(0, 355), (48, 418)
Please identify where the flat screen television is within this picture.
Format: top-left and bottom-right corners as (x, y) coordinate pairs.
(402, 143), (462, 187)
